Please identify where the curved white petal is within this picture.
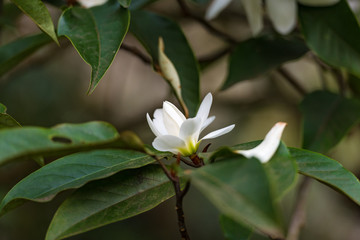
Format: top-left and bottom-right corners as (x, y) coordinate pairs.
(242, 0), (263, 36)
(163, 101), (185, 135)
(196, 93), (213, 124)
(152, 109), (168, 135)
(205, 0), (233, 20)
(201, 116), (216, 133)
(78, 0), (108, 8)
(153, 135), (186, 154)
(298, 0), (340, 6)
(179, 118), (202, 142)
(146, 113), (161, 137)
(202, 124), (235, 140)
(236, 122), (287, 163)
(266, 0), (297, 35)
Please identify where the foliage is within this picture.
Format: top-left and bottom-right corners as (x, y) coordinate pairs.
(1, 0), (360, 239)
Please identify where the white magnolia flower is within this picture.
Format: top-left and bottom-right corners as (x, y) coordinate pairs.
(77, 0), (108, 8)
(147, 93), (235, 156)
(235, 122), (287, 163)
(206, 0), (340, 35)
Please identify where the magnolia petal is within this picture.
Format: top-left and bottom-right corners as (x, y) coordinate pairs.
(205, 0), (233, 20)
(179, 117), (202, 142)
(196, 93), (213, 124)
(153, 135), (186, 154)
(146, 113), (161, 137)
(242, 0), (263, 36)
(298, 0), (340, 6)
(236, 122), (287, 163)
(158, 37), (184, 106)
(266, 0), (297, 35)
(163, 101), (184, 135)
(152, 109), (168, 135)
(77, 0), (108, 8)
(201, 116), (216, 133)
(202, 124), (235, 140)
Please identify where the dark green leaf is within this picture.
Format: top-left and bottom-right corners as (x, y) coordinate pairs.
(222, 35), (308, 90)
(0, 3), (22, 28)
(118, 0), (131, 7)
(299, 0), (360, 77)
(0, 33), (53, 76)
(189, 156), (284, 239)
(129, 0), (157, 9)
(300, 91), (360, 153)
(0, 121), (120, 166)
(0, 103), (6, 113)
(191, 0), (211, 4)
(0, 149), (155, 216)
(11, 0), (58, 43)
(45, 165), (174, 240)
(348, 74), (360, 98)
(57, 1), (130, 93)
(0, 113), (21, 129)
(290, 147), (360, 206)
(220, 215), (252, 240)
(130, 10), (200, 117)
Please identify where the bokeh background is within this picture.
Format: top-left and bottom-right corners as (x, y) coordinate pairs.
(1, 0), (360, 239)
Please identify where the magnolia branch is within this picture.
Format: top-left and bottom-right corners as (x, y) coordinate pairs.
(277, 67), (307, 96)
(287, 177), (312, 240)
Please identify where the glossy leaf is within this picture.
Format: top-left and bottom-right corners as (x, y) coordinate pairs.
(118, 0), (131, 7)
(189, 156), (284, 239)
(11, 0), (58, 43)
(299, 0), (360, 78)
(0, 33), (53, 76)
(45, 165), (174, 240)
(290, 147), (360, 205)
(300, 91), (360, 153)
(130, 10), (200, 117)
(57, 1), (130, 93)
(220, 215), (252, 240)
(222, 35), (308, 89)
(0, 149), (155, 216)
(129, 0), (157, 10)
(0, 121), (120, 166)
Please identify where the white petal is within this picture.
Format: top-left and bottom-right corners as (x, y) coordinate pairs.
(266, 0), (297, 35)
(201, 116), (216, 132)
(77, 0), (108, 8)
(236, 122), (287, 163)
(298, 0), (340, 6)
(163, 101), (185, 135)
(205, 0), (233, 20)
(147, 113), (161, 137)
(242, 0), (263, 36)
(179, 118), (202, 142)
(196, 93), (213, 124)
(152, 109), (168, 135)
(153, 135), (186, 154)
(202, 124), (235, 140)
(158, 37), (183, 105)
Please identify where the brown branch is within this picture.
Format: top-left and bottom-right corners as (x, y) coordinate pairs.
(287, 177), (312, 240)
(277, 67), (307, 96)
(176, 0), (238, 44)
(120, 44), (152, 64)
(180, 157), (201, 168)
(198, 47), (233, 65)
(331, 68), (346, 97)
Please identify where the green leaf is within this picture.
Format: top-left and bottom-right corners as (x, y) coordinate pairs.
(11, 0), (58, 43)
(129, 0), (157, 9)
(0, 149), (155, 216)
(348, 74), (360, 98)
(189, 156), (284, 239)
(45, 165), (174, 240)
(118, 0), (131, 7)
(290, 147), (360, 206)
(0, 121), (121, 166)
(300, 91), (360, 153)
(0, 3), (22, 28)
(57, 1), (130, 93)
(0, 103), (6, 113)
(0, 113), (21, 129)
(0, 33), (53, 76)
(299, 0), (360, 78)
(222, 35), (308, 90)
(130, 10), (200, 117)
(220, 215), (252, 240)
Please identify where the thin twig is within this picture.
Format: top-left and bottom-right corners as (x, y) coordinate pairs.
(176, 0), (238, 44)
(198, 47), (233, 65)
(121, 44), (152, 64)
(331, 68), (346, 97)
(287, 177), (312, 240)
(277, 67), (307, 96)
(180, 157), (201, 168)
